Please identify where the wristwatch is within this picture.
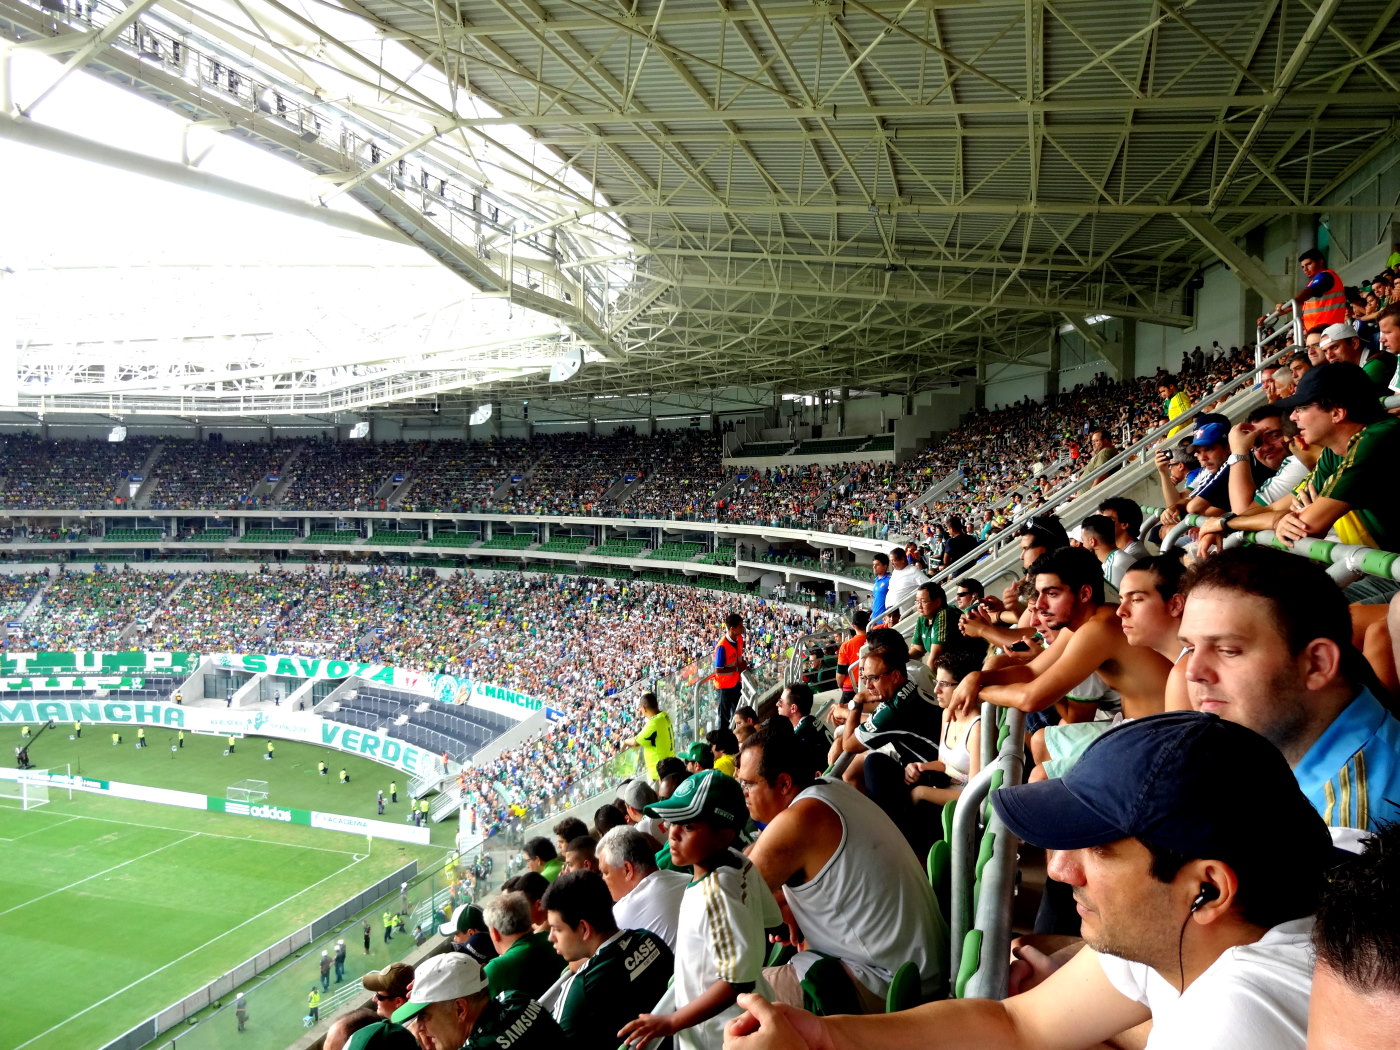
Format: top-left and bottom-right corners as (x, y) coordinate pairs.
(1220, 511), (1239, 532)
(1224, 453), (1246, 467)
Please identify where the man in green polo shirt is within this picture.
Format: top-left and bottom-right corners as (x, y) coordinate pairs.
(482, 890), (563, 1000)
(523, 837), (564, 881)
(907, 581), (952, 667)
(392, 953), (560, 1050)
(542, 870), (673, 1050)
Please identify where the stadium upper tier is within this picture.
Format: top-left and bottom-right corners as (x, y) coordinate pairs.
(0, 350), (1250, 548)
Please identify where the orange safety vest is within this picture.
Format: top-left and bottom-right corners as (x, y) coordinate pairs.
(715, 634), (744, 689)
(1301, 268), (1347, 329)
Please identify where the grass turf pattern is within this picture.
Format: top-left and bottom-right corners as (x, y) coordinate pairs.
(0, 725), (450, 1050)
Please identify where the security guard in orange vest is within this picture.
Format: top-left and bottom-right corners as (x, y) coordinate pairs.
(712, 611), (747, 731)
(1268, 247), (1347, 332)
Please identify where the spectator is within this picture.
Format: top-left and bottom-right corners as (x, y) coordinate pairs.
(1309, 821), (1400, 1049)
(593, 801), (628, 837)
(354, 963), (403, 1015)
(1081, 427), (1119, 485)
(322, 1009), (384, 1050)
(1270, 247), (1348, 332)
(1222, 364), (1399, 598)
(391, 953), (561, 1048)
(542, 869), (673, 1050)
(830, 628), (941, 788)
(597, 826), (689, 950)
(522, 838), (563, 882)
(553, 817), (589, 858)
(1115, 554), (1187, 665)
(1090, 502), (1145, 574)
(884, 546), (928, 617)
(956, 548), (1170, 745)
(835, 611), (869, 705)
(1320, 321), (1395, 387)
(1177, 547), (1400, 830)
(940, 517), (977, 570)
(563, 835), (598, 874)
(621, 771), (772, 1050)
(774, 681), (829, 778)
(341, 1018), (416, 1050)
(732, 706), (759, 733)
(1077, 515), (1122, 589)
(738, 719), (947, 1009)
(481, 891), (563, 1000)
(729, 713), (1333, 1050)
(907, 581), (951, 665)
(707, 728), (740, 776)
(1158, 377), (1193, 437)
(863, 647), (985, 854)
(868, 553), (891, 624)
(617, 780), (665, 846)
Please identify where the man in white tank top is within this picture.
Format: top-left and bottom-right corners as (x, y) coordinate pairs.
(737, 719), (948, 1009)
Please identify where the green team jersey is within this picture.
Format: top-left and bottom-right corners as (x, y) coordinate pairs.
(855, 678), (943, 746)
(484, 931), (563, 1001)
(1310, 417), (1400, 550)
(465, 992), (562, 1050)
(910, 608), (950, 653)
(1363, 351), (1397, 388)
(556, 929), (673, 1050)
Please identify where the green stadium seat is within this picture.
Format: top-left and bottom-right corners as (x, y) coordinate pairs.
(885, 960), (923, 1013)
(799, 956), (863, 1017)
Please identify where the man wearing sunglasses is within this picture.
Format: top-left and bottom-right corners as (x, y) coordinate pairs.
(362, 962), (414, 1021)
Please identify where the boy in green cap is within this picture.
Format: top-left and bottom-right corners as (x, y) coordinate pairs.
(619, 770), (770, 1050)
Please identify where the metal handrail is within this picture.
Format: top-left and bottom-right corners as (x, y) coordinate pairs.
(1228, 530), (1400, 582)
(948, 705), (1025, 984)
(930, 341), (1299, 585)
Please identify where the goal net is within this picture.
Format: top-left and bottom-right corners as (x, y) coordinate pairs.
(228, 779), (270, 803)
(0, 770), (53, 810)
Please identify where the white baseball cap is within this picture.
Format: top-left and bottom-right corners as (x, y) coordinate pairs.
(390, 953), (487, 1025)
(1320, 322), (1359, 347)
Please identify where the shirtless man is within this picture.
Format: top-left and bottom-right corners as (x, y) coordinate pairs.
(952, 548), (1170, 742)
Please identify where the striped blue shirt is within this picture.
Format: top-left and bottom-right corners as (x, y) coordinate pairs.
(1293, 688), (1400, 831)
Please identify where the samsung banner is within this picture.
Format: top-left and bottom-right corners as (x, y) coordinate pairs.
(0, 701), (433, 775)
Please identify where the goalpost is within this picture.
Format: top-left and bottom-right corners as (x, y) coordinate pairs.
(0, 766), (74, 810)
(227, 779), (270, 803)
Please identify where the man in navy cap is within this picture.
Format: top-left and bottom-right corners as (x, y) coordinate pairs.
(722, 713), (1331, 1050)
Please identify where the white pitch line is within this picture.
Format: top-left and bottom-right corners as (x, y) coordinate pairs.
(0, 831), (199, 918)
(0, 814), (79, 842)
(11, 847), (367, 1050)
(52, 809), (361, 855)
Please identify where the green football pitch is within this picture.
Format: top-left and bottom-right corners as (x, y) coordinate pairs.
(0, 725), (454, 1050)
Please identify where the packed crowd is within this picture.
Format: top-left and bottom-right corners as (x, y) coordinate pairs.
(15, 567), (182, 650)
(144, 438), (292, 510)
(0, 434), (151, 510)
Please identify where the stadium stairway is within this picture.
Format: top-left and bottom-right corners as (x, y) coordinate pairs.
(929, 358), (1274, 593)
(16, 573), (54, 621)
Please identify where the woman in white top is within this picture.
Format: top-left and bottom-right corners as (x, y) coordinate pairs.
(903, 648), (983, 805)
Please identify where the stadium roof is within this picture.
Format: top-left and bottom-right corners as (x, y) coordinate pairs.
(1, 0), (1398, 418)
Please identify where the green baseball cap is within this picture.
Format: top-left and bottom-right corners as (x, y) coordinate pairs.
(681, 742), (710, 763)
(644, 770), (746, 830)
(345, 1020), (419, 1050)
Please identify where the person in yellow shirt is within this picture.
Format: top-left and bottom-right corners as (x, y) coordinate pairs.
(624, 692), (674, 780)
(1158, 378), (1193, 437)
(707, 728), (739, 777)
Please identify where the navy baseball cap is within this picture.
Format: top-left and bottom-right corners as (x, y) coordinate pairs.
(1272, 361), (1385, 418)
(991, 712), (1330, 860)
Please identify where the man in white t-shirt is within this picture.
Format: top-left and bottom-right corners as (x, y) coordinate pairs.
(884, 546), (929, 619)
(596, 826), (688, 951)
(723, 713), (1333, 1050)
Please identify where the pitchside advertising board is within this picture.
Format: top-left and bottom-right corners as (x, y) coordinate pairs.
(0, 700), (433, 775)
(0, 769), (429, 844)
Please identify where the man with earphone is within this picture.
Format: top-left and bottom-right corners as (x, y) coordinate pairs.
(723, 713), (1333, 1050)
